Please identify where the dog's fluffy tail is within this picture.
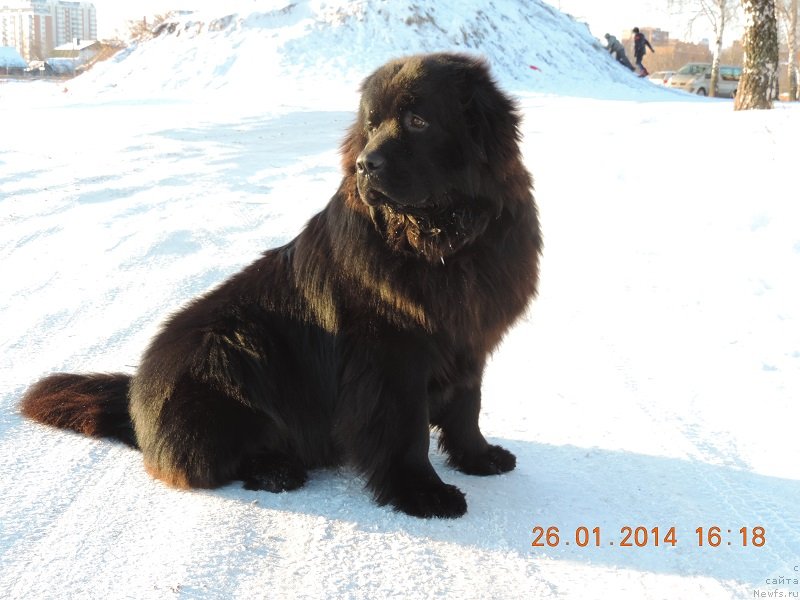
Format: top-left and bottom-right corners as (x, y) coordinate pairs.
(20, 373), (138, 449)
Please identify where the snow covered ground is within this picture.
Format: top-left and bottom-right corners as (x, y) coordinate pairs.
(1, 1), (799, 598)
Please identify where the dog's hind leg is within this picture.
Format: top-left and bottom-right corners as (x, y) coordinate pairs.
(238, 450), (308, 492)
(134, 375), (279, 491)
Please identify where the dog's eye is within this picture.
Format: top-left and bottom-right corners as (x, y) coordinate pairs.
(405, 113), (429, 131)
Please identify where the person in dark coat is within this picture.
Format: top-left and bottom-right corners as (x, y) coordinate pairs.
(604, 33), (634, 71)
(632, 27), (654, 76)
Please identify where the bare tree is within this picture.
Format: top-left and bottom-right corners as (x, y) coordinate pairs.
(669, 0), (740, 96)
(778, 0), (798, 100)
(127, 14), (172, 42)
(793, 0), (799, 99)
(735, 0), (780, 110)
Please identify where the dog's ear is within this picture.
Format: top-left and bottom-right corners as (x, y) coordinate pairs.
(461, 59), (522, 167)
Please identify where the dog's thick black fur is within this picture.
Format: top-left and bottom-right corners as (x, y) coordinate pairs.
(20, 53), (542, 518)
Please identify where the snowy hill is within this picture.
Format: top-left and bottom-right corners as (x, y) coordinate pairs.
(1, 0), (799, 599)
(74, 0), (663, 101)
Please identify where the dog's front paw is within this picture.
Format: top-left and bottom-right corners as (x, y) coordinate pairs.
(391, 483), (467, 519)
(451, 444), (516, 476)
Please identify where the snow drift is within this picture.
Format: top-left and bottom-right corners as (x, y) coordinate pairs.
(75, 0), (660, 101)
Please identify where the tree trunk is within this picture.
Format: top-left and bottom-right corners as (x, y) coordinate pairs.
(709, 0), (729, 97)
(710, 34), (724, 97)
(735, 0), (780, 110)
(790, 0), (799, 100)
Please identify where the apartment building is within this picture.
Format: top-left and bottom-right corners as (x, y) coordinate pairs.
(0, 0), (96, 61)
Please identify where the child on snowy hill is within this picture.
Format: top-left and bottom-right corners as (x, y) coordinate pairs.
(604, 33), (634, 71)
(632, 27), (655, 76)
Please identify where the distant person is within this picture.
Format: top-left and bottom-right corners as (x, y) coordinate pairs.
(604, 33), (634, 71)
(632, 27), (654, 76)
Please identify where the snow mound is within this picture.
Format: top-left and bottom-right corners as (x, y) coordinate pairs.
(73, 0), (664, 102)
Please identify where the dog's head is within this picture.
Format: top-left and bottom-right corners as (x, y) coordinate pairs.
(340, 53), (530, 262)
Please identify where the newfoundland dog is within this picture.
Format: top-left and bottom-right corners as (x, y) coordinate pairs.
(21, 52), (542, 518)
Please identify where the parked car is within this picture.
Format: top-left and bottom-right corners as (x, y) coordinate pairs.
(667, 63), (742, 98)
(647, 70), (675, 86)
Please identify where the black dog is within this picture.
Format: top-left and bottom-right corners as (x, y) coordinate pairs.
(21, 53), (542, 518)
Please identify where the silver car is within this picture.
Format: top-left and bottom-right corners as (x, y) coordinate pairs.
(648, 70), (675, 86)
(667, 63), (742, 98)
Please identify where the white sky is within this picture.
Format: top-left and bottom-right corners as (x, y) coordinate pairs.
(90, 0), (739, 44)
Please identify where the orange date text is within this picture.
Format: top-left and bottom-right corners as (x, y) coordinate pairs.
(531, 526), (766, 548)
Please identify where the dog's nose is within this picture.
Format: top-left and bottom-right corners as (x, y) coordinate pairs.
(356, 150), (385, 175)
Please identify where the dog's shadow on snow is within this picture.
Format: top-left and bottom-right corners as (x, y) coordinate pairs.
(213, 438), (799, 586)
